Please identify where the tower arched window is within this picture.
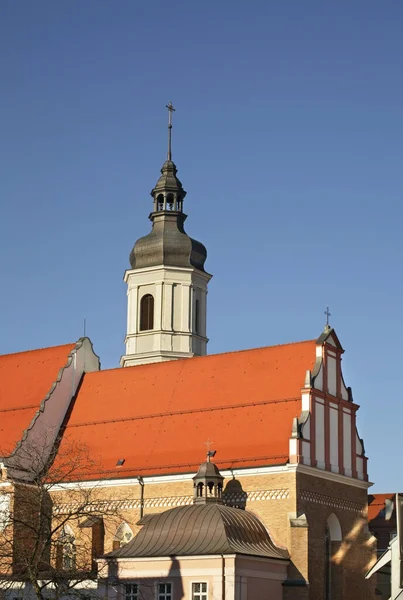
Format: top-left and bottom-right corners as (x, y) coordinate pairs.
(157, 194), (164, 211)
(140, 294), (154, 331)
(166, 193), (174, 210)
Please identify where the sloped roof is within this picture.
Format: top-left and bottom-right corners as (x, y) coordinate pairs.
(63, 340), (316, 479)
(368, 493), (395, 522)
(0, 343), (76, 455)
(108, 504), (289, 560)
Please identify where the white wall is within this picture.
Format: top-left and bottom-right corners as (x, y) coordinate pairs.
(122, 265), (211, 367)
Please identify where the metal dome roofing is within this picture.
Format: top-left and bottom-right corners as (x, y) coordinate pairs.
(107, 504), (289, 560)
(129, 212), (207, 271)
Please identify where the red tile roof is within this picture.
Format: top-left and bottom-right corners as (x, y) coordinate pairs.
(63, 340), (316, 479)
(0, 343), (76, 455)
(368, 493), (395, 522)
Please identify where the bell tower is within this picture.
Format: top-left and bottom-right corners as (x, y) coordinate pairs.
(120, 104), (212, 367)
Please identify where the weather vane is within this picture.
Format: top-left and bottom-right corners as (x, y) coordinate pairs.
(204, 439), (216, 462)
(166, 101), (175, 161)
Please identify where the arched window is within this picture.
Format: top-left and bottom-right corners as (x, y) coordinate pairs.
(113, 522), (134, 551)
(325, 513), (342, 599)
(157, 194), (164, 211)
(327, 513), (342, 541)
(166, 193), (174, 210)
(140, 294), (154, 331)
(57, 525), (76, 571)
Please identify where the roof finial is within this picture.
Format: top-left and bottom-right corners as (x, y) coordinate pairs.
(166, 101), (175, 161)
(324, 306), (331, 328)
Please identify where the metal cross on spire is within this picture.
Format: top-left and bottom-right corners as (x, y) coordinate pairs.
(166, 101), (175, 161)
(324, 306), (331, 328)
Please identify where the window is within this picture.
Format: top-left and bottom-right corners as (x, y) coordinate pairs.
(166, 193), (174, 210)
(192, 582), (207, 600)
(140, 294), (154, 331)
(57, 525), (76, 571)
(125, 584), (138, 600)
(157, 583), (172, 600)
(157, 194), (164, 211)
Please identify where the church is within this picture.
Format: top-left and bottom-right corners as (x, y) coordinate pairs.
(0, 106), (376, 599)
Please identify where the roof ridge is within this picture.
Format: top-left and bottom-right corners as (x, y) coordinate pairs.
(98, 338), (317, 375)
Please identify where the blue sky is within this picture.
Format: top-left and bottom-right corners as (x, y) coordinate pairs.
(0, 1), (402, 492)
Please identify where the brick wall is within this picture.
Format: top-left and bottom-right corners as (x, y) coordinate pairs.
(49, 467), (376, 599)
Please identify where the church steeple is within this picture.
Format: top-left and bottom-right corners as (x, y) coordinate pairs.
(129, 104), (207, 272)
(121, 105), (212, 368)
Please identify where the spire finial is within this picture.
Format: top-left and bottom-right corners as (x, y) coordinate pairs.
(324, 306), (331, 328)
(166, 101), (175, 161)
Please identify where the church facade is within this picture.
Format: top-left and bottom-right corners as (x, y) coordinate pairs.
(0, 108), (376, 599)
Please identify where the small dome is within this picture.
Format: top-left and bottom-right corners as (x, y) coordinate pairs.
(193, 461), (223, 480)
(151, 160), (186, 199)
(108, 504), (289, 561)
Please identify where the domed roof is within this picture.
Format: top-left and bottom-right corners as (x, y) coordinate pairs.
(151, 160), (186, 199)
(108, 504), (289, 560)
(129, 213), (207, 271)
(193, 460), (223, 480)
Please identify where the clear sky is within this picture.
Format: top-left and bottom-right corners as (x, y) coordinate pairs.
(1, 1), (402, 492)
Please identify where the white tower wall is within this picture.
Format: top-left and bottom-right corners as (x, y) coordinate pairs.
(120, 265), (211, 367)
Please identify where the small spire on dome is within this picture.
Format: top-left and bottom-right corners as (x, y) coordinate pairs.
(166, 101), (175, 161)
(193, 449), (224, 505)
